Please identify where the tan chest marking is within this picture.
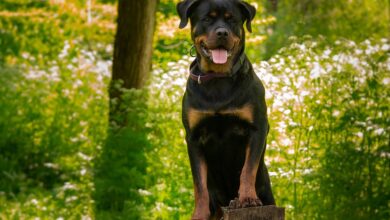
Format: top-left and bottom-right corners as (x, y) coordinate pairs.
(188, 109), (213, 129)
(187, 104), (254, 129)
(220, 104), (254, 123)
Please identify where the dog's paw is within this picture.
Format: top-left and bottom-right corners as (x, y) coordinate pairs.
(228, 196), (263, 209)
(239, 196), (263, 208)
(228, 197), (240, 209)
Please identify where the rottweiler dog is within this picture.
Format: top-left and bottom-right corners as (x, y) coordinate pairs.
(177, 0), (275, 219)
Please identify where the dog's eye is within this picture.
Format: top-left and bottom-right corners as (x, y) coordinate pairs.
(203, 17), (211, 23)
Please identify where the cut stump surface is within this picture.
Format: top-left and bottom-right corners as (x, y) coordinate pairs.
(222, 205), (285, 220)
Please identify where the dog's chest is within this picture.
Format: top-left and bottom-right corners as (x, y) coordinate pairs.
(188, 106), (255, 147)
(190, 113), (253, 167)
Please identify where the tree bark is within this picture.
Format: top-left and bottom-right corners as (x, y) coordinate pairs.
(110, 0), (158, 97)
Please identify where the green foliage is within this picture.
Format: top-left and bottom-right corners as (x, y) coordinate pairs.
(0, 0), (389, 219)
(0, 0), (114, 65)
(255, 37), (390, 219)
(0, 44), (110, 218)
(0, 0), (49, 11)
(0, 2), (112, 217)
(263, 0), (390, 58)
(94, 87), (151, 219)
(95, 63), (193, 219)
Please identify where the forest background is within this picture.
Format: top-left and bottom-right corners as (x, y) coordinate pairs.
(0, 0), (389, 219)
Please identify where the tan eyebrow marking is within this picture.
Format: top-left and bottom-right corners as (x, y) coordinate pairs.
(209, 11), (217, 17)
(224, 12), (232, 18)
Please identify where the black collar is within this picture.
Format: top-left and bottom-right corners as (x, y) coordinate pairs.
(189, 52), (247, 84)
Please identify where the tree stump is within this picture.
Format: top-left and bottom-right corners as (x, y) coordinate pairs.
(222, 205), (285, 220)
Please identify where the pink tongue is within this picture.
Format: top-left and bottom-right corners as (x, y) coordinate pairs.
(211, 49), (228, 64)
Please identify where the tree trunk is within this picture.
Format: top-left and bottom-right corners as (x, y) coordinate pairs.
(110, 0), (158, 97)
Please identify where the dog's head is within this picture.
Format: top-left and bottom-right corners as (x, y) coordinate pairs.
(177, 0), (256, 74)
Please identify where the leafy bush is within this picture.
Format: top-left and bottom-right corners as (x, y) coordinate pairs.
(254, 37), (389, 219)
(95, 60), (193, 219)
(0, 41), (111, 219)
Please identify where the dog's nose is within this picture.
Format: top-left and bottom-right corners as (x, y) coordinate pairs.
(216, 27), (229, 38)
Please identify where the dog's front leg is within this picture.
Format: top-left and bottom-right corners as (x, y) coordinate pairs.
(187, 141), (210, 220)
(238, 117), (268, 207)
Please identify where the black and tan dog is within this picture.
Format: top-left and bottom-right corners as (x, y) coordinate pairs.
(177, 0), (275, 219)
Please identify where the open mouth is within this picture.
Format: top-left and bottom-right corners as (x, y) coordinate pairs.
(200, 42), (232, 64)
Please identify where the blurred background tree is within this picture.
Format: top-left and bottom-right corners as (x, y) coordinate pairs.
(109, 0), (158, 125)
(110, 0), (158, 94)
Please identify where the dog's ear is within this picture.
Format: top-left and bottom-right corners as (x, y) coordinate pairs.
(177, 0), (199, 29)
(239, 1), (256, 33)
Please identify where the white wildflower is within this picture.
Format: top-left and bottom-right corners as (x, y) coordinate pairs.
(282, 138), (293, 147)
(310, 62), (323, 79)
(138, 189), (152, 196)
(374, 128), (384, 135)
(65, 196), (78, 203)
(269, 171), (278, 176)
(355, 49), (363, 55)
(78, 152), (92, 161)
(59, 41), (70, 59)
(323, 49), (331, 58)
(382, 78), (390, 85)
(80, 169), (87, 176)
(31, 199), (39, 205)
(63, 182), (77, 190)
(332, 110), (340, 117)
(355, 132), (363, 138)
(302, 168), (312, 175)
